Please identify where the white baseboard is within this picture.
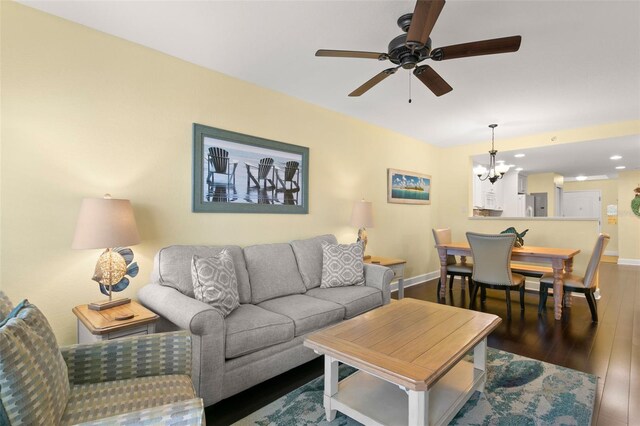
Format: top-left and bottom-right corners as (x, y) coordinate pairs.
(389, 271), (440, 293)
(618, 258), (640, 266)
(604, 250), (618, 256)
(390, 273), (597, 301)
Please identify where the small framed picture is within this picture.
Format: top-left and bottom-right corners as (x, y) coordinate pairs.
(387, 168), (431, 205)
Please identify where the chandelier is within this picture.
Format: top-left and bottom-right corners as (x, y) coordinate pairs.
(474, 124), (510, 184)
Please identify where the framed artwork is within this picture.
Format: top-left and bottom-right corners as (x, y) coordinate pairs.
(193, 123), (309, 213)
(387, 168), (431, 205)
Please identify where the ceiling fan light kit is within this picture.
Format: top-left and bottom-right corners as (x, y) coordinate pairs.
(316, 0), (521, 98)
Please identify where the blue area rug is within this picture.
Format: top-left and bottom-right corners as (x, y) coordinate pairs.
(233, 348), (596, 426)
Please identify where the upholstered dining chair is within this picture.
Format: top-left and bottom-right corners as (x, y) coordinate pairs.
(466, 232), (526, 319)
(432, 228), (473, 293)
(538, 233), (610, 322)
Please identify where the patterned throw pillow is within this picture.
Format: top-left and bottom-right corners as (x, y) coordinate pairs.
(191, 251), (240, 317)
(0, 301), (70, 425)
(320, 242), (365, 288)
(0, 291), (13, 322)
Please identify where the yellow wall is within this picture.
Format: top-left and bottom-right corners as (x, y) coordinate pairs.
(527, 173), (558, 216)
(2, 3), (640, 345)
(563, 179), (619, 254)
(617, 171), (640, 262)
(1, 3), (441, 344)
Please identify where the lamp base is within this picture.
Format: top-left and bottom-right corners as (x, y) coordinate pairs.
(88, 297), (131, 311)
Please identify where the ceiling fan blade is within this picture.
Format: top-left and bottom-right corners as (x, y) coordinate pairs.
(406, 0), (446, 47)
(431, 35), (522, 61)
(349, 67), (399, 97)
(413, 65), (452, 96)
(316, 49), (388, 60)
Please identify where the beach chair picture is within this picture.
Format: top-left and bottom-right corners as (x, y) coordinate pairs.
(207, 147), (238, 185)
(275, 161), (300, 191)
(245, 158), (275, 189)
(194, 124), (308, 213)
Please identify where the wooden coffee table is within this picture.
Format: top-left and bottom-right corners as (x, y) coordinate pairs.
(304, 298), (501, 426)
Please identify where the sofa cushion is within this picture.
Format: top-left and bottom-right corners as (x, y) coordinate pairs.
(152, 245), (251, 304)
(258, 294), (345, 337)
(225, 304), (294, 359)
(290, 234), (338, 290)
(306, 286), (383, 319)
(0, 301), (70, 426)
(244, 243), (306, 304)
(321, 242), (365, 288)
(59, 374), (196, 425)
(191, 253), (240, 318)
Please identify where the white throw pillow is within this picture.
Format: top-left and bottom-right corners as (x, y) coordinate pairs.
(320, 242), (365, 288)
(191, 251), (240, 317)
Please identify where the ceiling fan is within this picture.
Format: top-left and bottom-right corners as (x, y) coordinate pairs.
(316, 0), (522, 97)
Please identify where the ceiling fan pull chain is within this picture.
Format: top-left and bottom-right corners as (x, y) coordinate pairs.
(408, 71), (412, 103)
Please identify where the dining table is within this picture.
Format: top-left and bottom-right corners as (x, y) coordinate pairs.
(436, 242), (581, 320)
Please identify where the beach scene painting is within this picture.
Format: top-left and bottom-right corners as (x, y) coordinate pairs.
(193, 124), (308, 214)
(387, 168), (431, 205)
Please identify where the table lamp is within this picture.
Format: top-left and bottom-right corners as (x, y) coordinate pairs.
(72, 194), (141, 311)
(350, 199), (374, 260)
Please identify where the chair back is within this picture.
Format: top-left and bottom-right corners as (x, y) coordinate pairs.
(432, 228), (457, 265)
(466, 232), (516, 286)
(257, 158), (274, 179)
(209, 147), (229, 173)
(583, 233), (610, 289)
(284, 161), (299, 181)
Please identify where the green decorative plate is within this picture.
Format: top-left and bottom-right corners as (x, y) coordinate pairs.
(632, 196), (640, 217)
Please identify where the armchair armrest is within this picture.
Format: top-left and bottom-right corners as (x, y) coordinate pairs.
(60, 331), (191, 385)
(137, 283), (224, 336)
(76, 398), (204, 426)
(364, 263), (394, 304)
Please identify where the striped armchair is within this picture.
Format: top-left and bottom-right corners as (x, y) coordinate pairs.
(0, 295), (204, 426)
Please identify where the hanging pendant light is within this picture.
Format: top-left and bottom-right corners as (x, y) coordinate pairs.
(474, 124), (511, 184)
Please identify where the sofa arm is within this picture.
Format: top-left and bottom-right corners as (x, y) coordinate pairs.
(138, 283), (224, 336)
(60, 331), (191, 385)
(364, 263), (394, 304)
(75, 398), (204, 426)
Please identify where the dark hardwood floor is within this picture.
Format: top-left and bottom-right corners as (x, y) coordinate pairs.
(206, 263), (639, 425)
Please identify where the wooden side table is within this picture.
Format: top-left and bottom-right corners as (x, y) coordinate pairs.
(73, 300), (159, 344)
(365, 256), (407, 299)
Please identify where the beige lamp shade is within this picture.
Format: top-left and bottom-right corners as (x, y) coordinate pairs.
(72, 196), (141, 249)
(350, 200), (374, 228)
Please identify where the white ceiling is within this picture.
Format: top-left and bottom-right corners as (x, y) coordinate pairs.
(18, 0), (640, 147)
(471, 134), (640, 179)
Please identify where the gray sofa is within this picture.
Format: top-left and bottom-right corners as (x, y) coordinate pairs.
(137, 234), (393, 407)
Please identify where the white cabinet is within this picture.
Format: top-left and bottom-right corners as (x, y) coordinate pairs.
(517, 174), (528, 194)
(472, 171), (505, 211)
(500, 172), (520, 216)
(480, 179), (503, 210)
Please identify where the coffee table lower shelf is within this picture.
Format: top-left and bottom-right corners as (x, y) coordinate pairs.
(326, 360), (484, 426)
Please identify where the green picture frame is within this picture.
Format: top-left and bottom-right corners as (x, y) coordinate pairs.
(193, 123), (309, 214)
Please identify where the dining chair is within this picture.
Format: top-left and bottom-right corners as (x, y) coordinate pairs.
(466, 232), (526, 319)
(538, 233), (609, 322)
(432, 228), (473, 294)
